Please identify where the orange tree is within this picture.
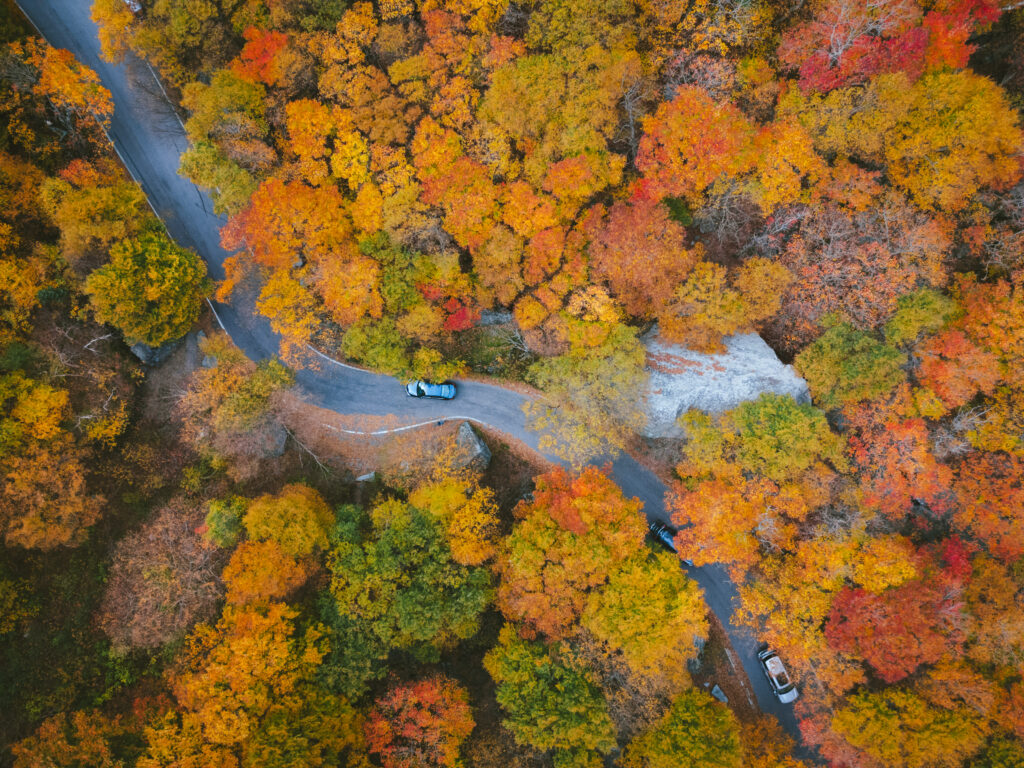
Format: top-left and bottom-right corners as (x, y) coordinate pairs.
(495, 466), (646, 639)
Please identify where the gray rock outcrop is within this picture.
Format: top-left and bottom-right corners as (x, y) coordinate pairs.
(454, 421), (492, 472)
(642, 329), (809, 438)
(258, 422), (288, 458)
(478, 309), (514, 326)
(129, 338), (182, 366)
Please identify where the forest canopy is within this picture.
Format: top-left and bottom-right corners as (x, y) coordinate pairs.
(1, 0), (1024, 767)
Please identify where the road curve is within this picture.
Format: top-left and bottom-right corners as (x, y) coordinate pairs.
(18, 0), (808, 753)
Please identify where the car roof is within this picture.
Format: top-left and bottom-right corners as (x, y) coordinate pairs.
(765, 655), (786, 675)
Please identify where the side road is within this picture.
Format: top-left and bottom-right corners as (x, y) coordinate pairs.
(18, 0), (808, 753)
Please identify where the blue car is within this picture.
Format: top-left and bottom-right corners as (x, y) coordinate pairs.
(405, 380), (457, 400)
(648, 522), (694, 566)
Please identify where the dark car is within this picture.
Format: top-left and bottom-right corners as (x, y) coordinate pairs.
(405, 380), (457, 400)
(757, 648), (799, 704)
(648, 522), (694, 566)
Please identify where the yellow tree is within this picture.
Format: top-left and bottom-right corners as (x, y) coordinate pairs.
(1, 437), (104, 550)
(660, 259), (793, 354)
(284, 99), (369, 189)
(243, 483), (334, 558)
(582, 551), (708, 686)
(827, 688), (988, 768)
(162, 601), (368, 765)
(409, 477), (500, 566)
(783, 71), (1022, 211)
(255, 270), (319, 365)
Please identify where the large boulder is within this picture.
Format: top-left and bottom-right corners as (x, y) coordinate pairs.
(454, 421), (492, 472)
(258, 423), (290, 460)
(478, 309), (514, 326)
(129, 338), (182, 366)
(642, 329), (809, 438)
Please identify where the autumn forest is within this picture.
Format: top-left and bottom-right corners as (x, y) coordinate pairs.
(1, 0), (1024, 766)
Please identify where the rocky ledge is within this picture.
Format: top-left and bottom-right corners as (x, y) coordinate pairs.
(642, 329), (810, 438)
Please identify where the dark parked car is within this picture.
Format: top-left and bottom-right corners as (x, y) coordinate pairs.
(648, 522), (694, 566)
(757, 648), (799, 703)
(405, 380), (457, 400)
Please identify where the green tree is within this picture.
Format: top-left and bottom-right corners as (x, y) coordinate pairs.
(971, 738), (1024, 768)
(84, 231), (210, 347)
(884, 288), (959, 347)
(327, 500), (491, 659)
(0, 572), (34, 636)
(622, 689), (744, 768)
(483, 625), (615, 765)
(729, 393), (847, 482)
(677, 393), (846, 484)
(203, 495), (245, 548)
(794, 322), (906, 409)
(179, 141), (256, 216)
(341, 318), (411, 377)
(317, 595), (389, 700)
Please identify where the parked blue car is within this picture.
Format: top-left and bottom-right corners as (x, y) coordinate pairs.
(648, 521), (694, 566)
(405, 380), (457, 400)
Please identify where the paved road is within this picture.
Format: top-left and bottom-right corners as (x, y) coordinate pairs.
(19, 0), (808, 754)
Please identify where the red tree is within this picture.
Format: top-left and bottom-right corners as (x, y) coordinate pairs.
(778, 0), (1000, 92)
(365, 676), (475, 768)
(825, 571), (967, 682)
(231, 27), (290, 86)
(846, 408), (953, 520)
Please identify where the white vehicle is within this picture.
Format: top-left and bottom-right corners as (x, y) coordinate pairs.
(757, 648), (799, 704)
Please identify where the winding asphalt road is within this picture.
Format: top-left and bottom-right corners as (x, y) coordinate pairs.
(19, 0), (808, 754)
